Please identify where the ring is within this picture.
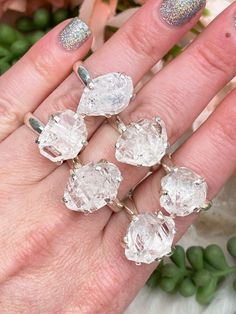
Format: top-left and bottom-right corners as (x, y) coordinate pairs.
(24, 63), (134, 163)
(108, 115), (169, 168)
(160, 155), (212, 217)
(122, 196), (176, 265)
(74, 62), (134, 117)
(24, 110), (88, 164)
(63, 157), (123, 214)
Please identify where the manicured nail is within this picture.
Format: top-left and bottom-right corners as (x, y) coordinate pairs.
(160, 0), (206, 27)
(59, 17), (91, 51)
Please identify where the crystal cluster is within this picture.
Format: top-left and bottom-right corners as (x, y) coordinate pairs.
(115, 117), (168, 167)
(38, 110), (87, 163)
(77, 72), (134, 116)
(160, 167), (208, 216)
(64, 161), (122, 213)
(124, 213), (175, 264)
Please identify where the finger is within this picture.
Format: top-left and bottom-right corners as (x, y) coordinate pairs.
(122, 1), (236, 143)
(102, 80), (236, 309)
(64, 1), (236, 207)
(132, 83), (236, 238)
(1, 0), (206, 183)
(0, 18), (92, 141)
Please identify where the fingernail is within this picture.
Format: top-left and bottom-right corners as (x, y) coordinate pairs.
(160, 0), (206, 27)
(59, 17), (91, 51)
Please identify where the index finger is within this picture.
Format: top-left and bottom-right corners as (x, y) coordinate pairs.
(0, 18), (92, 141)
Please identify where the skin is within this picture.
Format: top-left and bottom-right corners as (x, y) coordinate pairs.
(0, 0), (236, 312)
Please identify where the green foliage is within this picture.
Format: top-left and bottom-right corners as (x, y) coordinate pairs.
(187, 246), (204, 270)
(16, 17), (35, 32)
(179, 278), (196, 297)
(28, 31), (45, 45)
(146, 237), (236, 305)
(11, 39), (31, 58)
(170, 245), (186, 269)
(227, 236), (236, 258)
(52, 8), (69, 25)
(33, 8), (51, 29)
(193, 269), (212, 287)
(0, 6), (78, 75)
(0, 60), (11, 75)
(196, 277), (218, 305)
(0, 24), (17, 46)
(0, 46), (9, 57)
(204, 245), (229, 270)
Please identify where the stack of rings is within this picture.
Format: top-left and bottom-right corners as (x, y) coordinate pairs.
(24, 63), (212, 265)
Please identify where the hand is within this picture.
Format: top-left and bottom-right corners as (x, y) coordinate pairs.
(0, 1), (236, 312)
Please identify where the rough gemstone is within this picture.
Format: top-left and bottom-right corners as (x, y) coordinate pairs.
(115, 117), (168, 167)
(77, 72), (133, 116)
(38, 110), (87, 163)
(124, 213), (175, 264)
(160, 167), (208, 217)
(63, 161), (122, 213)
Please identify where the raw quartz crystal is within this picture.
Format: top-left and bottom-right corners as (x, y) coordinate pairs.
(38, 110), (87, 163)
(115, 117), (168, 167)
(77, 72), (133, 116)
(124, 212), (175, 264)
(160, 167), (208, 217)
(63, 161), (122, 213)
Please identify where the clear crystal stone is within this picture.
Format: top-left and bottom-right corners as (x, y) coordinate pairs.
(160, 167), (208, 217)
(63, 161), (122, 213)
(115, 117), (168, 167)
(77, 72), (133, 116)
(124, 213), (175, 264)
(38, 110), (87, 163)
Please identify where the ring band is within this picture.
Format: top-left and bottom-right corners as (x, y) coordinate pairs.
(24, 113), (45, 135)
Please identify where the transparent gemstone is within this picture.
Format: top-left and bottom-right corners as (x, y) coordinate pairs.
(160, 167), (208, 217)
(124, 213), (175, 264)
(77, 72), (133, 116)
(63, 161), (122, 213)
(115, 117), (168, 167)
(38, 110), (87, 163)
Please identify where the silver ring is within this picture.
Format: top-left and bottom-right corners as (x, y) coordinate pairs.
(73, 62), (135, 117)
(63, 157), (124, 214)
(160, 155), (212, 217)
(24, 110), (88, 164)
(121, 196), (176, 265)
(108, 115), (169, 168)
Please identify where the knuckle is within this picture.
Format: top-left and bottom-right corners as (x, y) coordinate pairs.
(13, 215), (66, 271)
(192, 41), (234, 77)
(28, 47), (59, 82)
(0, 96), (21, 130)
(15, 227), (52, 267)
(130, 91), (185, 140)
(123, 19), (160, 61)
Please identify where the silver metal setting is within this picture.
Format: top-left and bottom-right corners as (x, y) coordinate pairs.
(161, 156), (212, 216)
(24, 110), (88, 164)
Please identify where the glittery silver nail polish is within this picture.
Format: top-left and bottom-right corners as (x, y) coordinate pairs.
(160, 0), (206, 27)
(59, 17), (91, 51)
